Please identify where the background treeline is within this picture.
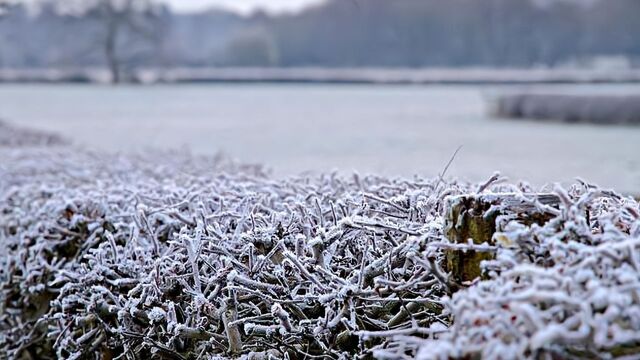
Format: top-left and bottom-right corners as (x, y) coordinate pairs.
(0, 0), (639, 71)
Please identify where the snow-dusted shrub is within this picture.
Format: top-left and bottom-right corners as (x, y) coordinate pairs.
(417, 186), (640, 360)
(1, 124), (639, 359)
(0, 143), (469, 359)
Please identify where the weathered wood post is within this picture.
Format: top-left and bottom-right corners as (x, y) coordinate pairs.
(444, 193), (560, 285)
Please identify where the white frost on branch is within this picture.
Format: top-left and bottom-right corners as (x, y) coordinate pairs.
(1, 124), (639, 359)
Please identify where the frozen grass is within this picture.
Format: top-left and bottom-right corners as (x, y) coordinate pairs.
(0, 120), (69, 147)
(1, 124), (639, 359)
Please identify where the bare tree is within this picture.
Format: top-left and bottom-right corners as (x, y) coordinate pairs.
(60, 0), (165, 83)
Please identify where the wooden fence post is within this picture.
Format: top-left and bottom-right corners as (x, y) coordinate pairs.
(444, 193), (560, 285)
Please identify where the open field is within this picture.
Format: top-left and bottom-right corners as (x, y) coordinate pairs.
(1, 83), (639, 195)
(2, 123), (640, 359)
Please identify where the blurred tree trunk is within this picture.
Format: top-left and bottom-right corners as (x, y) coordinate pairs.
(104, 8), (121, 84)
(77, 0), (164, 84)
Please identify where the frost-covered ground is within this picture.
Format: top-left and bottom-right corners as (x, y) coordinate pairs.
(2, 123), (640, 359)
(2, 84), (640, 194)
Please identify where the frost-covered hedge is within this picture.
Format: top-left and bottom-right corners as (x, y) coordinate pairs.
(1, 125), (639, 359)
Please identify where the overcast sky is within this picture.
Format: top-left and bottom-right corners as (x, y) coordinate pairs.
(162, 0), (326, 14)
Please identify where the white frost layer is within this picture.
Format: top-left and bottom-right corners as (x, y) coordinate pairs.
(1, 139), (639, 359)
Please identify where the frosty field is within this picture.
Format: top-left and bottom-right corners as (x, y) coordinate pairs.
(2, 120), (640, 359)
(1, 83), (639, 194)
(3, 0), (640, 357)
